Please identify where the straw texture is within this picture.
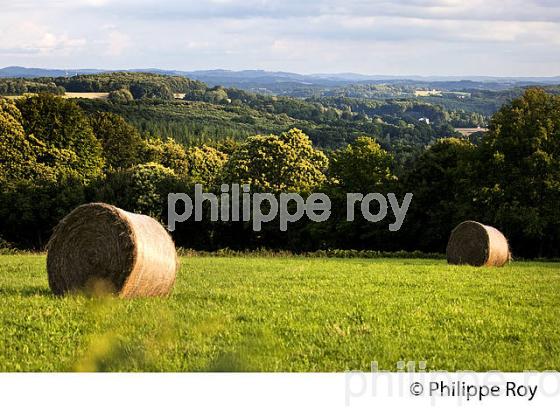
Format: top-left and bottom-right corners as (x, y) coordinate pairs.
(47, 203), (177, 297)
(446, 221), (510, 267)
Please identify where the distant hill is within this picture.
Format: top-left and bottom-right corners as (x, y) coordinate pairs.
(182, 70), (560, 88)
(2, 66), (559, 92)
(0, 66), (104, 78)
(179, 70), (560, 94)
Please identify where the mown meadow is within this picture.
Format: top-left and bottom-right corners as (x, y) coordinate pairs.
(1, 254), (559, 372)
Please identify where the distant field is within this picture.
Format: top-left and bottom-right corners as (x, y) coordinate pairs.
(63, 92), (109, 100)
(1, 255), (559, 372)
(414, 89), (442, 97)
(2, 92), (109, 100)
(456, 127), (489, 136)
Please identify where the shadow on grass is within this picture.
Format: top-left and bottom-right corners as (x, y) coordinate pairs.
(0, 286), (52, 297)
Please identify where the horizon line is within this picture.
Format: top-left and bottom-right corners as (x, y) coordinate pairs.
(1, 65), (560, 80)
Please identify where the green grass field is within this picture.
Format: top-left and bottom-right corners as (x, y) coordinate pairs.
(1, 255), (559, 372)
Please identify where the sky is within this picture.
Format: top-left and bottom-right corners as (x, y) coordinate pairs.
(1, 0), (560, 76)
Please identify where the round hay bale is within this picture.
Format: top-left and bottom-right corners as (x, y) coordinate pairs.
(47, 203), (178, 297)
(446, 221), (510, 267)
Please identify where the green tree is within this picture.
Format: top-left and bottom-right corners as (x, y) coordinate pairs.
(223, 128), (328, 192)
(1, 98), (89, 184)
(16, 94), (104, 181)
(1, 95), (105, 248)
(184, 145), (228, 187)
(0, 173), (86, 248)
(205, 87), (229, 104)
(108, 88), (134, 103)
(95, 163), (177, 218)
(329, 136), (396, 192)
(401, 137), (476, 252)
(474, 88), (560, 256)
(130, 82), (174, 100)
(89, 112), (144, 171)
(0, 99), (36, 183)
(0, 97), (94, 248)
(141, 137), (189, 175)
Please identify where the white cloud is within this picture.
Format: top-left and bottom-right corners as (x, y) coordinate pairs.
(0, 0), (559, 75)
(106, 30), (130, 56)
(0, 20), (86, 56)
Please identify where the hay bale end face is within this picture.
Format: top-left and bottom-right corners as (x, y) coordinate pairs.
(446, 221), (510, 267)
(47, 203), (178, 297)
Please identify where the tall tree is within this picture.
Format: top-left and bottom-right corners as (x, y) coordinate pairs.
(329, 136), (396, 192)
(90, 112), (143, 171)
(474, 88), (560, 256)
(141, 137), (189, 175)
(16, 94), (104, 181)
(184, 145), (228, 187)
(0, 99), (36, 183)
(401, 137), (476, 252)
(223, 128), (328, 192)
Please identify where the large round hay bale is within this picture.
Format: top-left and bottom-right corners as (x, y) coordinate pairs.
(47, 203), (178, 297)
(446, 221), (510, 267)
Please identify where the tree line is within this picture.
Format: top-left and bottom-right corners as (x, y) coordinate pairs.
(1, 89), (559, 258)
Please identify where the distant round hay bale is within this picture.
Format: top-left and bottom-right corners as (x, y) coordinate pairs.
(446, 221), (510, 267)
(47, 203), (178, 297)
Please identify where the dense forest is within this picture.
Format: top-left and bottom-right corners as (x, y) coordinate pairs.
(0, 72), (496, 168)
(1, 73), (559, 257)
